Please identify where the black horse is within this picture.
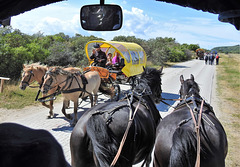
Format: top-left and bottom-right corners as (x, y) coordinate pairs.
(0, 123), (68, 167)
(70, 67), (163, 167)
(154, 74), (228, 167)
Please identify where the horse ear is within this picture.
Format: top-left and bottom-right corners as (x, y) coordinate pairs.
(143, 66), (146, 71)
(158, 66), (163, 73)
(180, 75), (184, 84)
(190, 74), (194, 81)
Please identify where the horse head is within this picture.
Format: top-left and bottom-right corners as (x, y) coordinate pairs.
(41, 67), (73, 94)
(135, 66), (163, 103)
(179, 74), (200, 100)
(20, 64), (48, 90)
(19, 65), (35, 90)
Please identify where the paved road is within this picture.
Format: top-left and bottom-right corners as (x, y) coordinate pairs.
(1, 59), (217, 166)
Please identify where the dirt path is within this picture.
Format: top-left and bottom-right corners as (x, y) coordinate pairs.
(0, 100), (63, 123)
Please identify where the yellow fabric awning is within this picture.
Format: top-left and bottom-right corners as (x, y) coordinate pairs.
(85, 41), (147, 77)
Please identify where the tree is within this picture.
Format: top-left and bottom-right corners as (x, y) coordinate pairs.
(44, 42), (75, 66)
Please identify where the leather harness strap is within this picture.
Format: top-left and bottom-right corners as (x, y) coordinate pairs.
(185, 98), (204, 167)
(37, 73), (91, 102)
(110, 97), (142, 167)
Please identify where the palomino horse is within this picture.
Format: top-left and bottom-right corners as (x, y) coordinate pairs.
(70, 67), (163, 167)
(0, 123), (67, 167)
(41, 67), (111, 126)
(19, 64), (80, 118)
(154, 74), (228, 167)
(20, 64), (55, 118)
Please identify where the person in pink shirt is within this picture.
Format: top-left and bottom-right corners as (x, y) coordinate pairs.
(112, 52), (120, 65)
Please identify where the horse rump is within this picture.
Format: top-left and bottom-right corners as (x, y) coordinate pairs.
(0, 123), (67, 167)
(169, 126), (197, 167)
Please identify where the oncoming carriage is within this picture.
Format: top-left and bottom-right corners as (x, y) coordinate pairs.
(196, 48), (205, 60)
(83, 41), (147, 100)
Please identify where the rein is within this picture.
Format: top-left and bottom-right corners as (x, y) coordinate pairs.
(160, 97), (182, 109)
(110, 94), (142, 167)
(185, 97), (204, 167)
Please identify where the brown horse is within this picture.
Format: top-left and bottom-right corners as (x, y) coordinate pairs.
(19, 64), (80, 118)
(20, 64), (56, 118)
(41, 67), (110, 126)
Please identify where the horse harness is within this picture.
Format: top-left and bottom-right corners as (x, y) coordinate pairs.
(91, 90), (152, 167)
(175, 96), (215, 167)
(37, 71), (91, 103)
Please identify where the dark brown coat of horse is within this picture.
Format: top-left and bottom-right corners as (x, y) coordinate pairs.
(70, 67), (163, 167)
(154, 74), (228, 167)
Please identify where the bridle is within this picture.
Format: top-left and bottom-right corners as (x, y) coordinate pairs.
(21, 70), (38, 88)
(43, 70), (75, 91)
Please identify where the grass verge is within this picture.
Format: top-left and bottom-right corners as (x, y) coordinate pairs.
(0, 83), (41, 109)
(0, 82), (62, 109)
(216, 53), (240, 166)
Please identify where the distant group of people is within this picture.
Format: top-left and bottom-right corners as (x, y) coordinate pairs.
(204, 53), (220, 65)
(90, 44), (124, 69)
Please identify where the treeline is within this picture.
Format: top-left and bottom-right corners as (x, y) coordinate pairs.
(0, 27), (198, 80)
(112, 36), (198, 64)
(212, 45), (240, 54)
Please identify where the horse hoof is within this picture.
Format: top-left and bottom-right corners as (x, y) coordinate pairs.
(47, 115), (53, 119)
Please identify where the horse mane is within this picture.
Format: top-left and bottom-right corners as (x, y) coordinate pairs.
(141, 67), (162, 82)
(140, 67), (163, 102)
(47, 67), (72, 76)
(23, 63), (48, 73)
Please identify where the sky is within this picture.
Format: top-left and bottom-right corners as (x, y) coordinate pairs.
(10, 0), (240, 50)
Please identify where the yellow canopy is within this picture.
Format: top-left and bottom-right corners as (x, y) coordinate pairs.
(85, 41), (147, 77)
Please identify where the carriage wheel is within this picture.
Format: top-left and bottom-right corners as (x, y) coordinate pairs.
(112, 84), (120, 101)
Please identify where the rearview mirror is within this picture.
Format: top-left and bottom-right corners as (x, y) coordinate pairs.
(80, 4), (123, 31)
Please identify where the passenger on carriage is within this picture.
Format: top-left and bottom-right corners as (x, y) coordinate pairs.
(112, 52), (123, 70)
(90, 44), (107, 67)
(106, 53), (113, 67)
(112, 52), (120, 65)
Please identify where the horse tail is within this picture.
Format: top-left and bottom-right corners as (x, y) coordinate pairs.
(87, 114), (118, 167)
(169, 127), (197, 167)
(99, 83), (114, 97)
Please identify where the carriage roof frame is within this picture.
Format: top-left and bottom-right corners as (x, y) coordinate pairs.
(85, 40), (147, 77)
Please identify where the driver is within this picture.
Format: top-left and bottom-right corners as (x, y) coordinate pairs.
(90, 44), (107, 67)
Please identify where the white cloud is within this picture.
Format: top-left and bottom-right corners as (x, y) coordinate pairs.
(11, 2), (84, 36)
(11, 3), (240, 50)
(106, 7), (240, 49)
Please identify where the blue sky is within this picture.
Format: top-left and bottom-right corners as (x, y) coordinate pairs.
(11, 0), (240, 50)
